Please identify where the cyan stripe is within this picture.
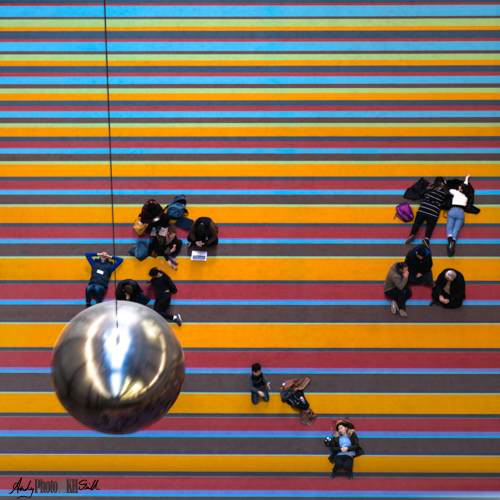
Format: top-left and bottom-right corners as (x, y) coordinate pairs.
(2, 148), (499, 155)
(0, 300), (497, 306)
(0, 190), (498, 196)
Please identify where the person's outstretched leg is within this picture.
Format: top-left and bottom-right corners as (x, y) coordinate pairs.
(451, 209), (465, 241)
(424, 216), (438, 241)
(85, 285), (94, 307)
(406, 212), (425, 243)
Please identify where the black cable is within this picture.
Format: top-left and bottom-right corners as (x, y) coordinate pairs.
(102, 0), (118, 326)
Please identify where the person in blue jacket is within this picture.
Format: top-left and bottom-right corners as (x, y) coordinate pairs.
(404, 245), (433, 285)
(85, 251), (123, 307)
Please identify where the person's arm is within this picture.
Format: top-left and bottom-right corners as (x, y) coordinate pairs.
(464, 173), (470, 185)
(205, 221), (218, 246)
(434, 274), (445, 295)
(188, 221), (197, 242)
(393, 273), (408, 290)
(329, 437), (341, 454)
(85, 252), (97, 267)
(449, 280), (466, 303)
(421, 255), (433, 274)
(109, 256), (124, 273)
(164, 274), (178, 294)
(346, 433), (360, 452)
(249, 375), (259, 394)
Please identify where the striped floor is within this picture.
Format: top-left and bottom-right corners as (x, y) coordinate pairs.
(0, 0), (499, 498)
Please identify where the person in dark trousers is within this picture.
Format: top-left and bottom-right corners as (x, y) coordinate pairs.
(325, 419), (365, 481)
(148, 267), (182, 326)
(405, 177), (448, 249)
(85, 251), (123, 307)
(405, 245), (433, 285)
(115, 279), (150, 305)
(430, 269), (466, 309)
(149, 225), (183, 271)
(383, 262), (412, 318)
(188, 217), (219, 248)
(249, 363), (271, 405)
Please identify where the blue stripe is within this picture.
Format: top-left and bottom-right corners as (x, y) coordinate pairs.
(0, 430), (496, 439)
(2, 4), (498, 17)
(0, 190), (498, 196)
(0, 300), (497, 306)
(0, 42), (499, 52)
(0, 239), (498, 245)
(1, 148), (499, 155)
(1, 111), (500, 119)
(2, 368), (499, 375)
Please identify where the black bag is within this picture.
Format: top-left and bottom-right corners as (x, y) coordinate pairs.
(165, 195), (189, 219)
(404, 177), (429, 200)
(282, 389), (310, 410)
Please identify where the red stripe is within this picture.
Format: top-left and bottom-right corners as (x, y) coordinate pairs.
(3, 350), (498, 369)
(1, 283), (497, 301)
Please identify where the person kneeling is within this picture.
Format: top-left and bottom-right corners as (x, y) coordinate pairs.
(430, 269), (466, 309)
(383, 262), (412, 318)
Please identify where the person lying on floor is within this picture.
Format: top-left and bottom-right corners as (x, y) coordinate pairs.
(85, 251), (123, 307)
(383, 262), (412, 318)
(115, 279), (150, 305)
(430, 269), (466, 309)
(405, 245), (433, 285)
(188, 217), (219, 248)
(446, 174), (472, 257)
(148, 267), (182, 327)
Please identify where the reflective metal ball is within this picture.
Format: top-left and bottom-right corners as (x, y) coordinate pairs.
(51, 301), (185, 434)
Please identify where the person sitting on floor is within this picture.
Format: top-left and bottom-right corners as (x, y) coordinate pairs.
(148, 267), (182, 326)
(115, 279), (150, 305)
(85, 251), (123, 307)
(325, 419), (365, 481)
(249, 363), (271, 405)
(149, 225), (183, 271)
(188, 217), (219, 248)
(383, 262), (412, 318)
(139, 199), (169, 229)
(430, 269), (466, 309)
(405, 245), (433, 285)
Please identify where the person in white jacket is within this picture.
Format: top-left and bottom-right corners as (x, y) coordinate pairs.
(446, 174), (472, 256)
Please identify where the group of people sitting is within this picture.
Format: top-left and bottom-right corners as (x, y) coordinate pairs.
(405, 174), (475, 256)
(384, 244), (466, 317)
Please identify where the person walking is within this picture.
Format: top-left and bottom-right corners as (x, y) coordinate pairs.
(85, 251), (123, 307)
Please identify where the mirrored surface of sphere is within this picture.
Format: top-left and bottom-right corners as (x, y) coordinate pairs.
(51, 301), (185, 434)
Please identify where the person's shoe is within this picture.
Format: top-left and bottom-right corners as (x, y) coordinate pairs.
(329, 470), (335, 480)
(422, 238), (430, 250)
(350, 473), (354, 481)
(173, 314), (182, 327)
(86, 302), (91, 309)
(391, 300), (397, 315)
(167, 260), (178, 271)
(399, 308), (408, 318)
(429, 300), (441, 306)
(449, 239), (456, 256)
(405, 234), (415, 244)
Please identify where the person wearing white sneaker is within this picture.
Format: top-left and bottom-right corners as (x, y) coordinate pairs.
(148, 267), (183, 327)
(383, 262), (412, 318)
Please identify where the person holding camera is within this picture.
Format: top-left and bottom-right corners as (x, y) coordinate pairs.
(383, 262), (412, 318)
(324, 419), (364, 481)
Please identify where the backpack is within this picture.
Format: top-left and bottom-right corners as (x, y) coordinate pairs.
(165, 195), (188, 220)
(281, 389), (310, 410)
(394, 202), (414, 222)
(126, 240), (149, 261)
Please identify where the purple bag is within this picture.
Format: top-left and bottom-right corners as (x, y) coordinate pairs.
(394, 202), (414, 222)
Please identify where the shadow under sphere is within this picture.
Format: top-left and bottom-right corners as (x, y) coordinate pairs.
(51, 301), (185, 434)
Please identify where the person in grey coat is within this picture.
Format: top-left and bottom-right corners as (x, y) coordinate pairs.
(383, 262), (413, 318)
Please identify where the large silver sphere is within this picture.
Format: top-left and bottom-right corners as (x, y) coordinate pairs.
(51, 301), (185, 434)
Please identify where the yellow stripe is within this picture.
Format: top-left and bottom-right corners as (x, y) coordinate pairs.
(2, 323), (499, 349)
(1, 392), (498, 415)
(0, 454), (497, 473)
(0, 205), (497, 225)
(0, 256), (497, 282)
(0, 163), (498, 178)
(0, 126), (497, 138)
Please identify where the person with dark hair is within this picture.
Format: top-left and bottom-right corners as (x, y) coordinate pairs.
(325, 419), (365, 481)
(115, 279), (150, 305)
(139, 199), (169, 229)
(148, 267), (182, 326)
(188, 217), (219, 248)
(149, 225), (183, 271)
(383, 262), (412, 317)
(446, 174), (471, 256)
(85, 251), (123, 307)
(405, 244), (433, 285)
(430, 269), (466, 309)
(405, 176), (449, 249)
(249, 363), (271, 405)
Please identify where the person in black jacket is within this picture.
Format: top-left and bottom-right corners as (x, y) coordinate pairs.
(188, 217), (219, 248)
(430, 269), (466, 309)
(148, 267), (182, 326)
(115, 279), (150, 305)
(405, 245), (433, 285)
(325, 419), (365, 481)
(85, 251), (123, 307)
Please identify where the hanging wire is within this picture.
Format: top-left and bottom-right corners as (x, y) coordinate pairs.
(102, 0), (119, 327)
